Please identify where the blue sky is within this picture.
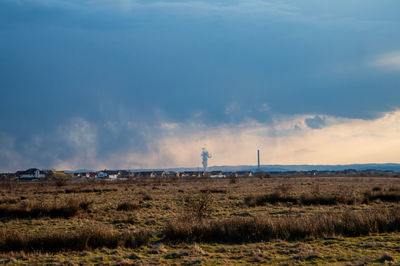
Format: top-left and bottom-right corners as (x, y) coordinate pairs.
(1, 0), (400, 171)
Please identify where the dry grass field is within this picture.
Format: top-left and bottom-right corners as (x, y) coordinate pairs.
(1, 176), (400, 264)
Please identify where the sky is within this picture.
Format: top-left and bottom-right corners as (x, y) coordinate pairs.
(1, 0), (400, 172)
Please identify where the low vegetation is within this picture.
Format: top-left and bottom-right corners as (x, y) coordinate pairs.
(363, 190), (400, 203)
(1, 176), (400, 264)
(117, 202), (141, 211)
(245, 187), (400, 207)
(0, 226), (151, 252)
(245, 192), (358, 206)
(164, 208), (400, 243)
(0, 199), (91, 219)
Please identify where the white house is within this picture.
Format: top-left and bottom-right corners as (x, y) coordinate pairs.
(96, 171), (108, 178)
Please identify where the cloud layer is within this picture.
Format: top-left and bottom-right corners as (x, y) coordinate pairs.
(2, 110), (400, 171)
(1, 0), (400, 171)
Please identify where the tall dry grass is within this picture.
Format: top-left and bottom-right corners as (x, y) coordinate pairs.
(164, 208), (400, 243)
(0, 199), (91, 219)
(0, 226), (151, 252)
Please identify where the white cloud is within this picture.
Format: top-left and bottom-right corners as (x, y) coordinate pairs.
(160, 122), (179, 130)
(371, 51), (400, 71)
(136, 110), (400, 167)
(3, 111), (400, 172)
(224, 102), (239, 115)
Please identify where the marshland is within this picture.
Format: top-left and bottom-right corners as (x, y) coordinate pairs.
(1, 176), (400, 264)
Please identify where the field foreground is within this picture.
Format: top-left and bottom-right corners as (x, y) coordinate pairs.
(1, 176), (400, 264)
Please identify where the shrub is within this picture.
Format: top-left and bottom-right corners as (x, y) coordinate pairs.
(0, 199), (91, 219)
(55, 178), (67, 187)
(123, 231), (152, 248)
(244, 192), (297, 207)
(184, 192), (214, 220)
(0, 198), (19, 204)
(245, 191), (358, 207)
(0, 225), (151, 252)
(372, 186), (382, 192)
(0, 225), (117, 252)
(164, 208), (400, 243)
(363, 190), (400, 203)
(228, 174), (238, 184)
(117, 202), (140, 211)
(141, 192), (153, 201)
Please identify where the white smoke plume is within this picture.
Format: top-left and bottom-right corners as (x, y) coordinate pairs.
(201, 148), (211, 171)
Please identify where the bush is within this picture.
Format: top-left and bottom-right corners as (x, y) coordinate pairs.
(245, 191), (358, 207)
(0, 199), (91, 219)
(0, 226), (151, 252)
(228, 174), (238, 184)
(363, 190), (400, 203)
(55, 178), (67, 187)
(0, 225), (117, 252)
(164, 208), (400, 243)
(184, 192), (214, 220)
(244, 192), (297, 207)
(141, 192), (153, 201)
(123, 231), (152, 248)
(117, 202), (140, 211)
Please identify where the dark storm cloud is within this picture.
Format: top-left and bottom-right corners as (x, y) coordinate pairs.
(1, 0), (400, 171)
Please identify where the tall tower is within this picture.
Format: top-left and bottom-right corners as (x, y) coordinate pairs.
(257, 149), (260, 169)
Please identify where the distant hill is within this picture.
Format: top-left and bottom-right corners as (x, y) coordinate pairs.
(63, 163), (400, 173)
(130, 163), (400, 173)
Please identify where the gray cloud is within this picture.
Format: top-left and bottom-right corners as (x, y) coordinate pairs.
(305, 115), (326, 129)
(1, 0), (400, 171)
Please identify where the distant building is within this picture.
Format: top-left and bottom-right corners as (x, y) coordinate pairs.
(236, 171), (253, 178)
(15, 168), (46, 180)
(96, 171), (108, 179)
(210, 171), (224, 178)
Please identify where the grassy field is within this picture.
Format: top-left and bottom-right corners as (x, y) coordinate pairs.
(1, 176), (400, 264)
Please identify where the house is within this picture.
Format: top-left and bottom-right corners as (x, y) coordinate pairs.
(95, 170), (120, 179)
(135, 171), (153, 178)
(165, 171), (179, 178)
(117, 170), (132, 179)
(16, 168), (45, 180)
(105, 170), (119, 179)
(210, 171), (224, 178)
(96, 171), (108, 179)
(236, 171), (253, 178)
(151, 171), (166, 178)
(181, 171), (202, 178)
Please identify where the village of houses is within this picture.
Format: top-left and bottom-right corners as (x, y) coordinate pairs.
(0, 168), (255, 181)
(1, 168), (399, 181)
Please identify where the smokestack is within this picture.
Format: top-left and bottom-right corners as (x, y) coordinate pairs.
(257, 149), (260, 169)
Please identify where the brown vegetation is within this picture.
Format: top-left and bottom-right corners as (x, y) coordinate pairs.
(183, 192), (214, 220)
(117, 201), (141, 211)
(1, 176), (400, 264)
(164, 208), (400, 243)
(0, 225), (150, 252)
(244, 187), (400, 207)
(363, 190), (400, 203)
(0, 199), (91, 219)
